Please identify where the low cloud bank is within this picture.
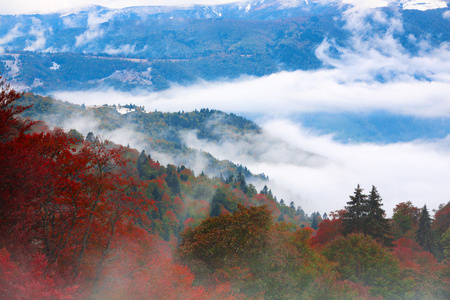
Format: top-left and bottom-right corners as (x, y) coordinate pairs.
(183, 119), (450, 215)
(52, 64), (450, 118)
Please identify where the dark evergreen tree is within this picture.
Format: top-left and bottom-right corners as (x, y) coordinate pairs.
(136, 150), (149, 180)
(210, 188), (227, 217)
(365, 186), (393, 246)
(236, 171), (248, 194)
(85, 131), (95, 143)
(310, 212), (321, 230)
(166, 165), (181, 196)
(289, 201), (295, 210)
(219, 173), (225, 183)
(261, 185), (269, 195)
(246, 184), (257, 198)
(322, 212), (328, 220)
(296, 206), (305, 218)
(343, 184), (368, 235)
(210, 199), (222, 217)
(236, 171), (244, 184)
(167, 173), (181, 196)
(151, 187), (162, 218)
(416, 205), (435, 254)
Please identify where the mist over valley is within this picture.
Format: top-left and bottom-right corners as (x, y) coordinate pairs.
(1, 1), (449, 298)
(3, 0), (450, 214)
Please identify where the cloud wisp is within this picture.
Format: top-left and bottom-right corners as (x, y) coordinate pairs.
(24, 18), (48, 51)
(75, 10), (117, 47)
(0, 24), (23, 54)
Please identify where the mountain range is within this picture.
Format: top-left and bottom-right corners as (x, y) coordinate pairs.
(0, 0), (449, 93)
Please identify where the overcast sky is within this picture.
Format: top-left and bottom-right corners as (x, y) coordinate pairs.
(0, 0), (241, 15)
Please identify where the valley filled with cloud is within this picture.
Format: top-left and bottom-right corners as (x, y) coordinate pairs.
(47, 7), (450, 215)
(1, 1), (448, 216)
(1, 2), (450, 298)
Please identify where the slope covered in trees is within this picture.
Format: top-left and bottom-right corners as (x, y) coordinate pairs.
(1, 79), (449, 299)
(15, 92), (266, 182)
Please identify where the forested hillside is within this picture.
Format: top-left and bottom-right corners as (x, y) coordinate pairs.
(1, 78), (449, 299)
(15, 92), (267, 182)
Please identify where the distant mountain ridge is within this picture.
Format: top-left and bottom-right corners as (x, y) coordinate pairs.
(29, 0), (449, 18)
(0, 0), (449, 93)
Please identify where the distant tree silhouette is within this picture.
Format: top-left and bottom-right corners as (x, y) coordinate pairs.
(210, 188), (227, 217)
(343, 184), (367, 235)
(416, 205), (435, 254)
(365, 186), (393, 246)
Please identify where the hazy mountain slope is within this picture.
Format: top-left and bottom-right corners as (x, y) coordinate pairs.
(17, 92), (269, 181)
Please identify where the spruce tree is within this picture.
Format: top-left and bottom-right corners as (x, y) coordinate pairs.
(290, 201), (295, 210)
(296, 206), (305, 218)
(343, 184), (368, 235)
(236, 171), (248, 194)
(151, 187), (162, 218)
(310, 212), (321, 230)
(136, 150), (149, 179)
(85, 132), (95, 143)
(365, 186), (392, 246)
(210, 188), (227, 217)
(416, 205), (435, 254)
(261, 185), (268, 195)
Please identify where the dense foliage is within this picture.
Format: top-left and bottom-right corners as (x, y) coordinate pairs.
(0, 81), (449, 299)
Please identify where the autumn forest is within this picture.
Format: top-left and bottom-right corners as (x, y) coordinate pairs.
(1, 77), (449, 299)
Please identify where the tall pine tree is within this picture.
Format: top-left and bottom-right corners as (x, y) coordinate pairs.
(310, 212), (322, 230)
(236, 171), (248, 194)
(343, 184), (368, 235)
(365, 186), (392, 246)
(416, 205), (435, 254)
(210, 188), (227, 217)
(136, 150), (150, 180)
